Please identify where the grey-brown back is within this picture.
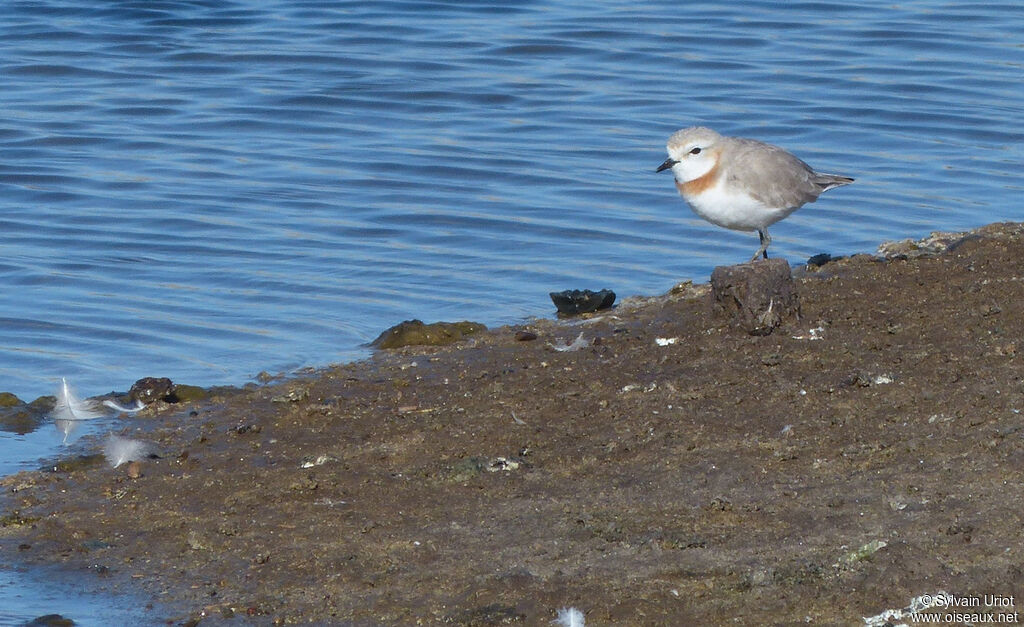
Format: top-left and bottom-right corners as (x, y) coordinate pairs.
(720, 136), (853, 209)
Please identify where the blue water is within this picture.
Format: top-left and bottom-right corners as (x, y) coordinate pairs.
(0, 562), (157, 626)
(0, 0), (1022, 621)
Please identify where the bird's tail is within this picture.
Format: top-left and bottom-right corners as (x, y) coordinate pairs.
(816, 173), (854, 192)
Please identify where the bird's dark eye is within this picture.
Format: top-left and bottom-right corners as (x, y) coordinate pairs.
(689, 147), (702, 155)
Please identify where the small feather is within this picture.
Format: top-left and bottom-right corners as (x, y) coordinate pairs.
(103, 434), (151, 468)
(103, 398), (146, 413)
(553, 607), (585, 627)
(549, 332), (589, 352)
(52, 378), (106, 421)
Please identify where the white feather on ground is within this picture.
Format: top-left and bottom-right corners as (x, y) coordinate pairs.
(103, 434), (151, 468)
(549, 332), (589, 352)
(52, 378), (107, 421)
(552, 607), (585, 627)
(102, 398), (146, 413)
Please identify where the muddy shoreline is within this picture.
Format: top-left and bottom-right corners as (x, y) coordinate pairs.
(3, 222), (1024, 625)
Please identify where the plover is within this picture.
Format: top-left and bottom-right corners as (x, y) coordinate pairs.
(656, 127), (853, 262)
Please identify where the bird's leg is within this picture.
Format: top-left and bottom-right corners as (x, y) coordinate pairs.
(751, 229), (771, 262)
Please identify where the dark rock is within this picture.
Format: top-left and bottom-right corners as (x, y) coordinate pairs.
(0, 392), (21, 407)
(806, 253), (839, 267)
(514, 330), (538, 341)
(256, 371), (277, 384)
(549, 288), (616, 315)
(372, 319), (486, 349)
(129, 377), (177, 404)
(25, 615), (75, 627)
(710, 258), (800, 336)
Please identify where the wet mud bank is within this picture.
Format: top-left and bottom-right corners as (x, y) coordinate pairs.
(3, 222), (1024, 625)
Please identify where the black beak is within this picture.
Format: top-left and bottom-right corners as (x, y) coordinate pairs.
(656, 157), (677, 173)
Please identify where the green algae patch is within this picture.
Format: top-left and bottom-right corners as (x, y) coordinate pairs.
(30, 396), (57, 411)
(47, 454), (106, 474)
(446, 457), (488, 483)
(372, 319), (486, 349)
(172, 384), (209, 403)
(1, 510), (39, 528)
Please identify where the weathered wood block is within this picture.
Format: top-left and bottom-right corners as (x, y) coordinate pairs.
(710, 258), (800, 335)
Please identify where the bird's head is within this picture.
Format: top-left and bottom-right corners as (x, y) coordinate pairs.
(656, 126), (722, 182)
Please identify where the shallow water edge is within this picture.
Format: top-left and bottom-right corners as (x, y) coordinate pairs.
(2, 220), (1023, 625)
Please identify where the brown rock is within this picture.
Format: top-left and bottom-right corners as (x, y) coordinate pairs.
(710, 258), (800, 335)
(129, 377), (176, 404)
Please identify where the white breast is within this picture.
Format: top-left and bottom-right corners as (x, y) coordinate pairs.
(683, 178), (798, 232)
